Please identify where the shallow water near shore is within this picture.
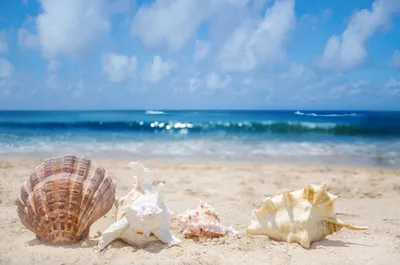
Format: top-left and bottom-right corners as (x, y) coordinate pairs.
(0, 110), (399, 167)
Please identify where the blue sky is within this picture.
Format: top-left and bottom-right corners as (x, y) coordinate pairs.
(0, 0), (400, 110)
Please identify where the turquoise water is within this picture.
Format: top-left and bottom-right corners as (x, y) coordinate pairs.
(0, 110), (399, 167)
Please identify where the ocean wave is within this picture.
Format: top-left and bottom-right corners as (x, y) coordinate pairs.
(145, 110), (165, 115)
(294, 111), (360, 117)
(1, 120), (400, 136)
(1, 138), (398, 167)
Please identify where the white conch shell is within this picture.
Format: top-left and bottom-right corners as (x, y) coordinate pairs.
(114, 161), (153, 222)
(174, 201), (239, 240)
(246, 183), (368, 248)
(98, 183), (181, 250)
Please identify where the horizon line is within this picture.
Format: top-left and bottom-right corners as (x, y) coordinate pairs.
(1, 108), (400, 112)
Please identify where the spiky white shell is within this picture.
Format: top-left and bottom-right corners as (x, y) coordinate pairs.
(246, 183), (368, 248)
(174, 201), (239, 239)
(114, 161), (153, 222)
(98, 183), (181, 250)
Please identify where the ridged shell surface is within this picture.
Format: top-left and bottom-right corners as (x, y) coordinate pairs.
(174, 201), (239, 239)
(246, 183), (368, 248)
(16, 155), (116, 245)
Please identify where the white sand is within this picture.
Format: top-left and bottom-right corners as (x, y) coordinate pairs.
(0, 156), (399, 265)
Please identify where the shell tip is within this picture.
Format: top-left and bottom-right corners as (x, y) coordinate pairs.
(282, 189), (292, 205)
(156, 183), (164, 205)
(314, 183), (327, 204)
(262, 198), (276, 212)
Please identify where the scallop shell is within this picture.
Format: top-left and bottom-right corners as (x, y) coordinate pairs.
(16, 155), (116, 245)
(174, 201), (239, 240)
(246, 183), (368, 248)
(98, 182), (181, 250)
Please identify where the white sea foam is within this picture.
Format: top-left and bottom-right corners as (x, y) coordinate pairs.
(294, 111), (360, 117)
(145, 110), (165, 115)
(288, 121), (337, 129)
(0, 137), (399, 167)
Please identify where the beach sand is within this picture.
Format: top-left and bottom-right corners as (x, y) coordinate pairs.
(0, 156), (399, 265)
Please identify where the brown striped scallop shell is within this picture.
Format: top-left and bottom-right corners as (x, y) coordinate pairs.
(16, 155), (116, 245)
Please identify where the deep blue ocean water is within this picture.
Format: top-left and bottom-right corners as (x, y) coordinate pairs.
(0, 110), (399, 167)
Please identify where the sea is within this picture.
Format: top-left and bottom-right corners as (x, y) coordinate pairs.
(0, 110), (399, 167)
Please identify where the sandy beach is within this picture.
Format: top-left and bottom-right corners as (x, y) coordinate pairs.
(0, 156), (399, 265)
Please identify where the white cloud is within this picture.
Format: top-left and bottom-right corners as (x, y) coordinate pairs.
(317, 0), (400, 71)
(77, 78), (84, 89)
(131, 0), (249, 52)
(390, 50), (400, 68)
(46, 60), (61, 72)
(0, 42), (7, 54)
(44, 60), (61, 88)
(194, 40), (211, 62)
(243, 78), (252, 84)
(386, 77), (400, 88)
(101, 52), (137, 82)
(328, 85), (347, 100)
(351, 80), (369, 88)
(18, 0), (131, 58)
(218, 0), (295, 72)
(141, 55), (174, 83)
(132, 0), (211, 51)
(19, 0), (111, 58)
(322, 9), (333, 20)
(45, 74), (58, 88)
(108, 0), (132, 15)
(37, 0), (111, 58)
(0, 31), (8, 53)
(184, 72), (231, 91)
(0, 58), (14, 78)
(0, 58), (16, 94)
(206, 72), (231, 90)
(188, 74), (200, 91)
(18, 28), (40, 50)
(278, 63), (316, 82)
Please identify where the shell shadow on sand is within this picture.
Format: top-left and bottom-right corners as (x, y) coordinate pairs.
(26, 237), (98, 249)
(99, 238), (179, 254)
(310, 238), (372, 249)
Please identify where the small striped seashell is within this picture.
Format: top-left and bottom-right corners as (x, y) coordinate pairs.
(16, 155), (116, 245)
(174, 201), (239, 240)
(246, 183), (368, 248)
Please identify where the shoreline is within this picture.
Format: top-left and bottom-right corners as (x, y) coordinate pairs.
(1, 155), (399, 264)
(1, 153), (399, 170)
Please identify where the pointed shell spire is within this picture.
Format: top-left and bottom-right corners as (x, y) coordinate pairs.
(156, 183), (164, 206)
(127, 161), (152, 193)
(114, 161), (154, 222)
